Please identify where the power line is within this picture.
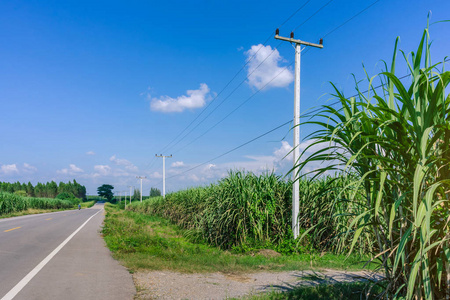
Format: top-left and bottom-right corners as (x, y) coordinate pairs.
(167, 41), (285, 152)
(155, 0), (313, 156)
(159, 0), (317, 155)
(292, 0), (335, 33)
(145, 0), (380, 176)
(279, 0), (312, 29)
(143, 2), (313, 172)
(168, 0), (381, 155)
(172, 59), (298, 155)
(165, 120), (292, 181)
(321, 0), (380, 38)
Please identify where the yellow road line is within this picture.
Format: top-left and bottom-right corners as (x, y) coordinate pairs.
(45, 218), (52, 220)
(4, 226), (21, 232)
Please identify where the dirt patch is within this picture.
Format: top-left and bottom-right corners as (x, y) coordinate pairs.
(255, 249), (281, 258)
(133, 269), (382, 300)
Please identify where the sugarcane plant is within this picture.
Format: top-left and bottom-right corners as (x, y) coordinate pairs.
(297, 24), (450, 299)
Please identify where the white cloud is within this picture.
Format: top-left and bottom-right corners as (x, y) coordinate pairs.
(70, 164), (83, 173)
(188, 174), (200, 182)
(86, 151), (96, 156)
(205, 163), (216, 170)
(274, 141), (293, 161)
(1, 164), (19, 174)
(94, 165), (111, 176)
(57, 164), (84, 175)
(148, 171), (162, 179)
(110, 155), (138, 172)
(171, 161), (185, 168)
(23, 163), (37, 173)
(150, 83), (211, 113)
(245, 44), (294, 90)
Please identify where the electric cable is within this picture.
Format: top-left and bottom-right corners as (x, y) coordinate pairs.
(166, 120), (292, 181)
(145, 0), (383, 182)
(155, 0), (313, 156)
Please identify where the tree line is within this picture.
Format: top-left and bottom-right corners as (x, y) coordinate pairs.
(97, 184), (161, 202)
(0, 180), (86, 199)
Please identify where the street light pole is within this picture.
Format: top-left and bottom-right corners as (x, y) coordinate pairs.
(155, 154), (172, 198)
(274, 29), (323, 239)
(136, 176), (146, 202)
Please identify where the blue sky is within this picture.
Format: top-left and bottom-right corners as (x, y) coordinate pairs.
(1, 0), (449, 196)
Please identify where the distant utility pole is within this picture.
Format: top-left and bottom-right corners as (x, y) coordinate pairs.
(136, 176), (146, 202)
(128, 185), (133, 204)
(275, 29), (323, 239)
(155, 154), (172, 198)
(124, 191), (127, 209)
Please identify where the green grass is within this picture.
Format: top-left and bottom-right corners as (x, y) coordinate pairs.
(102, 203), (371, 274)
(80, 200), (96, 208)
(238, 281), (384, 300)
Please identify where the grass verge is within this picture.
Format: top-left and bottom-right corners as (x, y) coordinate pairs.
(102, 203), (371, 274)
(238, 281), (383, 300)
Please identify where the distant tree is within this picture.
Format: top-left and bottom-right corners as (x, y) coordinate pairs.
(26, 182), (35, 197)
(35, 182), (44, 197)
(13, 181), (21, 192)
(97, 184), (114, 201)
(73, 179), (86, 199)
(47, 181), (58, 198)
(149, 187), (161, 197)
(132, 188), (140, 200)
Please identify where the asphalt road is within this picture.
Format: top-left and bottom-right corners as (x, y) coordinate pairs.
(0, 203), (135, 300)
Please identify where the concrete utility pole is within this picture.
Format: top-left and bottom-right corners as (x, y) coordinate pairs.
(124, 191), (127, 209)
(136, 176), (146, 202)
(275, 29), (323, 239)
(155, 154), (172, 198)
(128, 185), (133, 204)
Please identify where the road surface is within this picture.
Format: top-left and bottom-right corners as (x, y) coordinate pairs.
(0, 203), (135, 300)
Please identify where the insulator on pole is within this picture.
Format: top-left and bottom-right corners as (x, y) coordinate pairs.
(290, 32), (294, 39)
(275, 28), (279, 35)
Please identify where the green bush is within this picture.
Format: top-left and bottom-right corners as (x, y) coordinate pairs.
(14, 190), (28, 197)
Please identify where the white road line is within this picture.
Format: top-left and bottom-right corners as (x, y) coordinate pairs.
(1, 209), (103, 300)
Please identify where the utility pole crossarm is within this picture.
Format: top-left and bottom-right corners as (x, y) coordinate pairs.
(274, 35), (323, 48)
